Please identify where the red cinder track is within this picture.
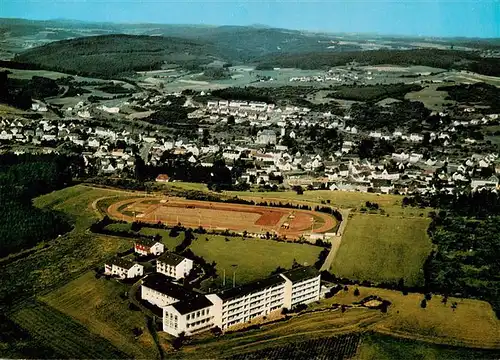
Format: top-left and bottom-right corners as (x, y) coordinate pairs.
(107, 197), (337, 239)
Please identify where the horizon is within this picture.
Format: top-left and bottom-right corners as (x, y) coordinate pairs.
(3, 16), (500, 40)
(2, 1), (499, 39)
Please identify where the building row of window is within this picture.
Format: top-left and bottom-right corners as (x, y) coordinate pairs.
(292, 278), (320, 291)
(186, 308), (209, 320)
(223, 286), (285, 308)
(187, 316), (213, 329)
(292, 286), (319, 299)
(292, 292), (317, 305)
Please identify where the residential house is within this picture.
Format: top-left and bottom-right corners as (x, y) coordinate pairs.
(104, 258), (144, 279)
(256, 130), (277, 145)
(157, 252), (194, 280)
(134, 238), (165, 256)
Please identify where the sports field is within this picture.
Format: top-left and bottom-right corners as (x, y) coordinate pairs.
(107, 197), (337, 239)
(332, 215), (432, 287)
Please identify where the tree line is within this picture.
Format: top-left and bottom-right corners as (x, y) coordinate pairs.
(0, 154), (74, 257)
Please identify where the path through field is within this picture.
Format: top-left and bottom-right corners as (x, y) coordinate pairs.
(320, 209), (351, 272)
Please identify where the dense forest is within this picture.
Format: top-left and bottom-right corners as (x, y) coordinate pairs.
(0, 72), (63, 109)
(13, 35), (219, 78)
(0, 154), (75, 257)
(348, 100), (431, 132)
(405, 191), (500, 318)
(326, 83), (422, 102)
(256, 49), (500, 77)
(437, 82), (500, 113)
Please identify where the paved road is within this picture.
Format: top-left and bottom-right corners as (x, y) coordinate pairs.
(320, 209), (351, 272)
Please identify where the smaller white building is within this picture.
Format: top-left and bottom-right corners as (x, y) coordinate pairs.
(104, 258), (143, 279)
(134, 238), (165, 256)
(141, 273), (199, 308)
(157, 252), (194, 280)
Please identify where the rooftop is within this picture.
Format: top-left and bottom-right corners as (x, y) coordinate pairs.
(157, 252), (187, 266)
(280, 266), (320, 283)
(107, 257), (139, 270)
(171, 296), (213, 315)
(135, 238), (160, 247)
(217, 274), (286, 301)
(142, 273), (197, 301)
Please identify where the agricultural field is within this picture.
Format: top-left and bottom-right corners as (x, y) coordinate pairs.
(357, 333), (500, 360)
(229, 333), (361, 360)
(9, 302), (127, 359)
(40, 271), (159, 359)
(189, 234), (322, 287)
(107, 197), (337, 239)
(332, 215), (432, 287)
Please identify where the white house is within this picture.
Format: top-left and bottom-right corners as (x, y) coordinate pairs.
(134, 238), (165, 256)
(157, 252), (194, 280)
(256, 130), (277, 145)
(471, 176), (499, 192)
(409, 134), (424, 142)
(104, 258), (144, 279)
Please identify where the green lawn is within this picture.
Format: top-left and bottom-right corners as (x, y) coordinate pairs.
(105, 223), (133, 232)
(139, 228), (184, 250)
(41, 271), (158, 359)
(189, 235), (322, 288)
(332, 215), (432, 287)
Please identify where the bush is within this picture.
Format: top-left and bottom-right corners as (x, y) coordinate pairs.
(420, 299), (427, 308)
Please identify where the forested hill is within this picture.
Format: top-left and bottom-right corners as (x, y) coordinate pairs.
(256, 49), (500, 77)
(13, 34), (220, 78)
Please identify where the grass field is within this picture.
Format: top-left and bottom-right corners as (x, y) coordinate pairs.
(332, 215), (432, 286)
(404, 84), (454, 111)
(9, 302), (128, 359)
(41, 271), (159, 359)
(315, 286), (500, 350)
(189, 234), (322, 287)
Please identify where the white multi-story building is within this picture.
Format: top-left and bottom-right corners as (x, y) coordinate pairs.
(104, 258), (143, 279)
(162, 267), (321, 337)
(157, 253), (194, 280)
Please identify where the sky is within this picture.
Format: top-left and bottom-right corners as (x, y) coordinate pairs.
(2, 0), (499, 38)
